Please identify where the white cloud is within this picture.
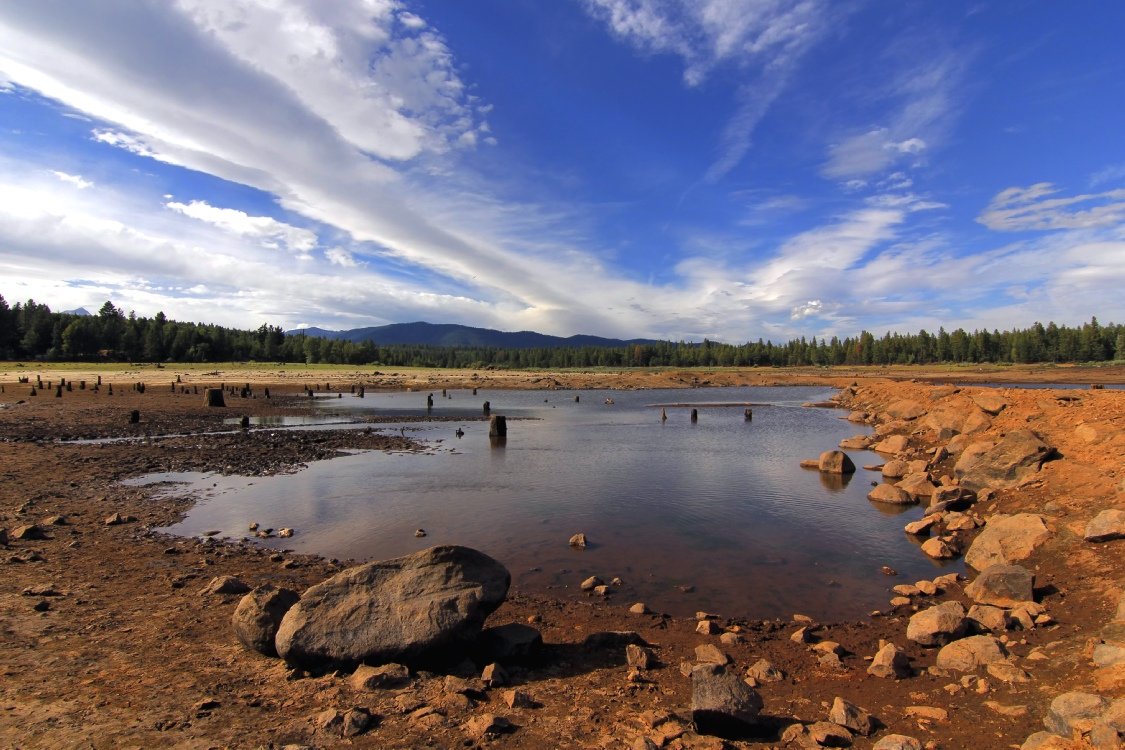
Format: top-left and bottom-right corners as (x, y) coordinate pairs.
(1090, 162), (1125, 188)
(324, 247), (359, 267)
(977, 183), (1125, 231)
(790, 299), (821, 319)
(49, 170), (93, 189)
(583, 0), (835, 182)
(166, 200), (318, 253)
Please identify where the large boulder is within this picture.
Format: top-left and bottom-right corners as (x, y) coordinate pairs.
(275, 545), (510, 668)
(935, 635), (1009, 672)
(906, 602), (967, 647)
(232, 584), (301, 656)
(964, 514), (1050, 571)
(828, 696), (875, 736)
(886, 400), (925, 421)
(873, 435), (910, 455)
(953, 430), (1053, 491)
(970, 393), (1008, 415)
(1043, 692), (1109, 737)
(691, 663), (763, 737)
(964, 564), (1035, 607)
(818, 450), (856, 474)
(896, 474), (937, 502)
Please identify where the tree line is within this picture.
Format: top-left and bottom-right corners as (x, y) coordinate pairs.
(1, 294), (1122, 368)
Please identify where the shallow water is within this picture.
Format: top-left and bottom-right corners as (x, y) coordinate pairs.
(150, 386), (961, 621)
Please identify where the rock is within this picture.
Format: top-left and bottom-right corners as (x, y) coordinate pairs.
(12, 524), (45, 540)
(104, 513), (136, 526)
(986, 661), (1031, 683)
(581, 575), (603, 591)
(808, 720), (854, 747)
(1021, 731), (1077, 750)
(971, 393), (1008, 415)
(569, 533), (587, 548)
(479, 623), (542, 661)
(0, 528), (7, 546)
(886, 400), (925, 420)
(1044, 692), (1109, 737)
(481, 662), (507, 687)
(696, 620), (721, 635)
(629, 602), (650, 615)
(965, 564), (1035, 607)
(690, 663), (763, 737)
(694, 644), (729, 665)
(896, 474), (937, 502)
(964, 514), (1051, 570)
(868, 642), (910, 678)
(868, 484), (915, 505)
(847, 410), (867, 423)
(873, 435), (910, 455)
(873, 735), (923, 750)
(907, 601), (968, 647)
(920, 537), (959, 559)
(827, 697), (874, 736)
(818, 450), (856, 474)
(984, 701), (1029, 717)
(1093, 643), (1125, 668)
(800, 459), (820, 469)
(719, 631), (743, 645)
(882, 460), (910, 479)
(904, 514), (941, 536)
(1103, 698), (1125, 731)
(316, 707), (376, 737)
(627, 644), (656, 669)
(232, 584), (301, 656)
(745, 658), (785, 682)
(201, 575), (251, 596)
(278, 527), (294, 538)
(276, 545), (510, 668)
(839, 436), (870, 450)
(352, 662), (411, 690)
(502, 689), (534, 709)
(42, 515), (67, 526)
(943, 511), (978, 531)
(1084, 509), (1125, 542)
(953, 430), (1053, 491)
(961, 410), (992, 434)
(935, 635), (1009, 671)
(967, 604), (1010, 633)
(463, 713), (512, 738)
(791, 626), (812, 643)
(904, 705), (947, 722)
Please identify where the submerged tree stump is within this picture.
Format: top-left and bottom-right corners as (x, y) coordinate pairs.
(130, 410), (140, 424)
(240, 415), (250, 429)
(690, 408), (698, 423)
(204, 388), (226, 407)
(661, 407), (667, 421)
(483, 401), (491, 414)
(744, 408), (753, 421)
(489, 415), (507, 438)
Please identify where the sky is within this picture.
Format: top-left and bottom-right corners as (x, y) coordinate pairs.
(1, 0), (1123, 343)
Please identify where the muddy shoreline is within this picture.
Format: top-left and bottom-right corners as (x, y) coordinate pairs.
(1, 365), (1122, 749)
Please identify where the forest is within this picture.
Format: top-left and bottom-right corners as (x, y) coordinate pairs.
(1, 294), (1122, 369)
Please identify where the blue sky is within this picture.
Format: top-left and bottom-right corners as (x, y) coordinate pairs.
(1, 1), (1123, 342)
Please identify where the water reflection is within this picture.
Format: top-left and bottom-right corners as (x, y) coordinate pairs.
(151, 386), (963, 621)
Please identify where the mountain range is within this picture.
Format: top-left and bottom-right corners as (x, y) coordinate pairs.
(287, 321), (660, 349)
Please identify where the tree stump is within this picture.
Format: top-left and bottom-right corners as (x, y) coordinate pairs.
(690, 408), (698, 423)
(427, 394), (434, 409)
(80, 381), (86, 390)
(29, 387), (37, 396)
(130, 410), (140, 424)
(240, 415), (250, 429)
(55, 386), (62, 398)
(661, 407), (667, 421)
(483, 401), (491, 414)
(264, 387), (270, 399)
(489, 415), (507, 437)
(204, 388), (226, 407)
(744, 408), (753, 421)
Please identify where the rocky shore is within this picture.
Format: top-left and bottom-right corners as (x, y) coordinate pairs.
(0, 365), (1121, 749)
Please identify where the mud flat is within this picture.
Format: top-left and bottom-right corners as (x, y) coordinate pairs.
(0, 365), (1122, 749)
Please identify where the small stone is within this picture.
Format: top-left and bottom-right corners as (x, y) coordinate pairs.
(907, 601), (968, 647)
(745, 659), (785, 683)
(904, 706), (947, 722)
(481, 662), (507, 687)
(873, 734), (924, 750)
(200, 575), (250, 596)
(986, 661), (1030, 683)
(414, 528), (426, 537)
(278, 528), (294, 538)
(694, 644), (729, 665)
(104, 513), (136, 526)
(629, 602), (650, 615)
(983, 701), (1028, 717)
(967, 604), (1010, 633)
(935, 635), (1009, 672)
(828, 697), (874, 736)
(719, 632), (743, 646)
(690, 663), (763, 737)
(593, 584), (610, 596)
(569, 533), (587, 548)
(920, 537), (959, 559)
(502, 689), (534, 709)
(12, 524), (45, 540)
(696, 619), (721, 635)
(808, 720), (854, 747)
(1084, 509), (1125, 542)
(463, 713), (512, 738)
(581, 575), (604, 591)
(868, 642), (910, 679)
(791, 626), (812, 643)
(915, 580), (938, 596)
(904, 515), (941, 535)
(351, 663), (410, 690)
(626, 644), (656, 669)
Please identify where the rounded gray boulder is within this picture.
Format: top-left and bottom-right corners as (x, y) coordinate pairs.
(276, 545), (510, 669)
(232, 584), (300, 656)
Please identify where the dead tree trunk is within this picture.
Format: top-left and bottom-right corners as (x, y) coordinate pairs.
(204, 388), (226, 407)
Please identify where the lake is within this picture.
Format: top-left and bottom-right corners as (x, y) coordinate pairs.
(150, 386), (961, 621)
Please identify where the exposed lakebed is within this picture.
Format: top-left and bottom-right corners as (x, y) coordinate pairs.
(148, 386), (961, 621)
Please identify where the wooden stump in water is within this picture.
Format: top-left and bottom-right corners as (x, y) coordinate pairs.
(575, 395), (580, 402)
(489, 415), (507, 437)
(55, 386), (62, 398)
(472, 388), (477, 395)
(204, 388), (226, 407)
(130, 410), (140, 424)
(744, 408), (753, 421)
(427, 394), (434, 409)
(263, 387), (269, 399)
(66, 382), (72, 392)
(240, 415), (250, 429)
(79, 381), (86, 390)
(108, 384), (113, 395)
(29, 387), (37, 396)
(97, 375), (102, 386)
(483, 400), (491, 414)
(690, 408), (698, 423)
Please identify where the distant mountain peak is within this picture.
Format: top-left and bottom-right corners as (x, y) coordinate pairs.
(285, 321), (659, 349)
(62, 306), (92, 316)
